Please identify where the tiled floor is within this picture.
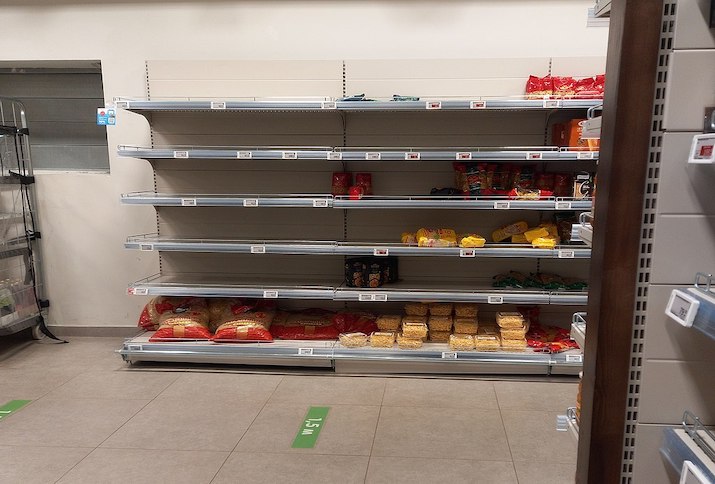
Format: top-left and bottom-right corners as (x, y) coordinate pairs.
(0, 336), (578, 484)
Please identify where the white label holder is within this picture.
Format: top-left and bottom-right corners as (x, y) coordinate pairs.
(470, 100), (487, 109)
(365, 152), (381, 160)
(459, 249), (476, 258)
(250, 245), (266, 254)
(488, 295), (504, 304)
(210, 101), (226, 110)
(456, 152), (472, 160)
(139, 244), (154, 251)
(263, 290), (279, 299)
(373, 248), (389, 256)
(405, 152), (421, 160)
(181, 198), (197, 207)
(298, 348), (315, 356)
(442, 352), (458, 359)
(665, 289), (700, 327)
(173, 150), (189, 159)
(555, 201), (572, 210)
(688, 133), (715, 164)
(558, 249), (576, 259)
(327, 152), (342, 160)
(237, 151), (253, 159)
(282, 151), (298, 160)
(243, 199), (259, 207)
(494, 201), (511, 210)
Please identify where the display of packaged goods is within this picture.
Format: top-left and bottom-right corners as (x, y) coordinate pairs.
(271, 309), (340, 340)
(333, 311), (378, 334)
(402, 321), (428, 339)
(453, 162), (469, 192)
(454, 303), (478, 317)
(458, 234), (486, 248)
(527, 323), (580, 352)
(573, 172), (594, 199)
(416, 228), (457, 247)
(526, 74), (604, 99)
(475, 334), (501, 351)
(345, 258), (365, 287)
(453, 317), (478, 334)
(344, 256), (398, 288)
(397, 333), (423, 349)
(376, 314), (402, 331)
(404, 302), (429, 316)
(532, 237), (558, 249)
(500, 338), (528, 351)
(524, 226), (550, 242)
(370, 331), (396, 348)
(428, 330), (451, 342)
(492, 221), (529, 243)
(339, 332), (369, 347)
(401, 232), (417, 245)
(449, 333), (475, 351)
(496, 312), (526, 328)
(500, 325), (529, 340)
(427, 315), (453, 331)
(355, 173), (373, 195)
(525, 75), (553, 99)
(150, 302), (212, 341)
(138, 296), (208, 331)
(332, 172), (352, 196)
(493, 271), (587, 290)
(349, 185), (364, 199)
(429, 302), (453, 316)
(211, 301), (276, 342)
(553, 173), (573, 197)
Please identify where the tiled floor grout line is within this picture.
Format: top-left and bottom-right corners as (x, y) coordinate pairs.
(362, 379), (388, 483)
(494, 384), (520, 484)
(207, 374), (286, 484)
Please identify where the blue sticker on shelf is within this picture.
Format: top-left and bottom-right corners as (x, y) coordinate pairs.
(97, 107), (116, 126)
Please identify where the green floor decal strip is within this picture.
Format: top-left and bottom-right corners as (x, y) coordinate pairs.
(292, 406), (330, 449)
(0, 400), (31, 420)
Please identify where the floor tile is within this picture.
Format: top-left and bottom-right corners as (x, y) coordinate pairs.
(0, 398), (148, 448)
(366, 456), (518, 484)
(57, 448), (229, 484)
(371, 406), (511, 461)
(158, 372), (282, 404)
(235, 404), (379, 456)
(268, 376), (385, 406)
(0, 445), (92, 484)
(382, 378), (498, 409)
(494, 381), (577, 412)
(514, 461), (577, 484)
(45, 369), (180, 400)
(0, 367), (83, 400)
(501, 410), (577, 464)
(0, 337), (126, 371)
(212, 452), (369, 484)
(101, 396), (263, 451)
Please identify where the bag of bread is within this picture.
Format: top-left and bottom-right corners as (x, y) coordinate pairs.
(149, 302), (212, 341)
(138, 296), (207, 331)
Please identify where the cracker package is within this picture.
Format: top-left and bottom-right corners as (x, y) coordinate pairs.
(397, 333), (423, 349)
(454, 303), (478, 318)
(427, 315), (453, 332)
(496, 312), (526, 328)
(339, 332), (368, 348)
(376, 314), (402, 331)
(370, 331), (396, 348)
(449, 333), (475, 351)
(453, 317), (478, 335)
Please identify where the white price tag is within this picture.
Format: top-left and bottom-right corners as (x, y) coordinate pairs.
(173, 150), (189, 159)
(250, 245), (266, 254)
(130, 287), (149, 296)
(526, 152), (543, 160)
(312, 199), (329, 208)
(115, 101), (129, 109)
(237, 151), (253, 159)
(181, 198), (197, 207)
(373, 248), (389, 256)
(243, 199), (259, 207)
(210, 101), (226, 110)
(566, 354), (583, 363)
(558, 249), (575, 259)
(494, 201), (511, 210)
(555, 201), (572, 210)
(365, 152), (381, 161)
(373, 293), (388, 302)
(298, 348), (314, 356)
(127, 344), (143, 352)
(487, 295), (504, 304)
(456, 152), (472, 160)
(459, 249), (476, 258)
(543, 99), (561, 108)
(263, 290), (278, 299)
(665, 289), (700, 327)
(282, 151), (298, 160)
(442, 351), (458, 359)
(577, 152), (595, 159)
(426, 101), (442, 110)
(358, 294), (374, 302)
(470, 100), (487, 109)
(139, 244), (154, 252)
(405, 152), (421, 160)
(321, 101), (337, 110)
(327, 152), (342, 160)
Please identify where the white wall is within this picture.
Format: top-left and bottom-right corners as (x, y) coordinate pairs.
(0, 1), (608, 327)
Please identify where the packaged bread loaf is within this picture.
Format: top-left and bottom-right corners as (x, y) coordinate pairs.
(397, 333), (423, 349)
(402, 321), (428, 339)
(429, 302), (453, 316)
(453, 317), (478, 334)
(428, 315), (453, 331)
(376, 314), (402, 331)
(492, 221), (528, 243)
(429, 330), (451, 342)
(454, 303), (478, 317)
(496, 312), (526, 328)
(449, 333), (475, 351)
(370, 331), (395, 348)
(339, 332), (368, 348)
(404, 302), (428, 316)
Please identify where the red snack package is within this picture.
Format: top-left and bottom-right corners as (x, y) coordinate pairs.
(211, 310), (275, 342)
(138, 296), (207, 331)
(149, 303), (212, 341)
(151, 325), (212, 341)
(574, 77), (599, 98)
(332, 172), (352, 196)
(553, 173), (573, 197)
(525, 75), (553, 99)
(355, 173), (373, 195)
(594, 74), (605, 95)
(552, 76), (576, 98)
(271, 309), (340, 340)
(333, 311), (378, 334)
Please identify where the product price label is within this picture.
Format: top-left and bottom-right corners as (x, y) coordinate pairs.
(139, 244), (154, 252)
(127, 344), (143, 352)
(494, 201), (511, 210)
(470, 100), (487, 109)
(263, 290), (279, 299)
(526, 152), (543, 160)
(373, 248), (389, 256)
(426, 101), (442, 110)
(312, 199), (329, 208)
(459, 249), (476, 258)
(577, 152), (595, 159)
(298, 347), (315, 356)
(129, 287), (149, 296)
(543, 99), (561, 109)
(456, 152), (472, 160)
(555, 201), (572, 210)
(442, 351), (458, 359)
(282, 151), (298, 160)
(237, 151), (253, 159)
(565, 354), (583, 363)
(173, 150), (189, 159)
(365, 152), (381, 160)
(243, 199), (259, 207)
(210, 101), (227, 110)
(358, 293), (388, 302)
(181, 198), (197, 207)
(373, 293), (388, 302)
(327, 152), (342, 160)
(405, 152), (421, 160)
(250, 245), (266, 254)
(321, 101), (337, 110)
(114, 101), (129, 109)
(487, 295), (504, 304)
(558, 249), (575, 259)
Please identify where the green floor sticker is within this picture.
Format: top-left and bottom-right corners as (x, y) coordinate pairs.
(0, 400), (31, 420)
(292, 406), (329, 449)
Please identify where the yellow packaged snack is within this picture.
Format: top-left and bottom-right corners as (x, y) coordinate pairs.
(416, 228), (457, 247)
(449, 333), (475, 351)
(402, 321), (428, 339)
(496, 312), (525, 328)
(540, 223), (560, 238)
(475, 334), (501, 351)
(339, 332), (368, 347)
(402, 315), (428, 325)
(500, 326), (528, 340)
(524, 226), (550, 242)
(397, 333), (423, 349)
(532, 236), (558, 249)
(401, 232), (417, 245)
(370, 332), (395, 348)
(492, 221), (529, 242)
(511, 233), (528, 244)
(500, 338), (528, 351)
(459, 234), (486, 248)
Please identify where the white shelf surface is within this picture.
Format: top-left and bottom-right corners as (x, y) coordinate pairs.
(125, 235), (592, 259)
(126, 274), (588, 305)
(121, 192), (593, 211)
(118, 145), (599, 162)
(571, 312), (587, 349)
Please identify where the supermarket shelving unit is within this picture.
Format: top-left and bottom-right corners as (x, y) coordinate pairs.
(660, 411), (715, 483)
(116, 59), (602, 374)
(0, 98), (48, 339)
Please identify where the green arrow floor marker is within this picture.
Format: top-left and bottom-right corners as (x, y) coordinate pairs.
(292, 406), (329, 449)
(0, 400), (31, 421)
